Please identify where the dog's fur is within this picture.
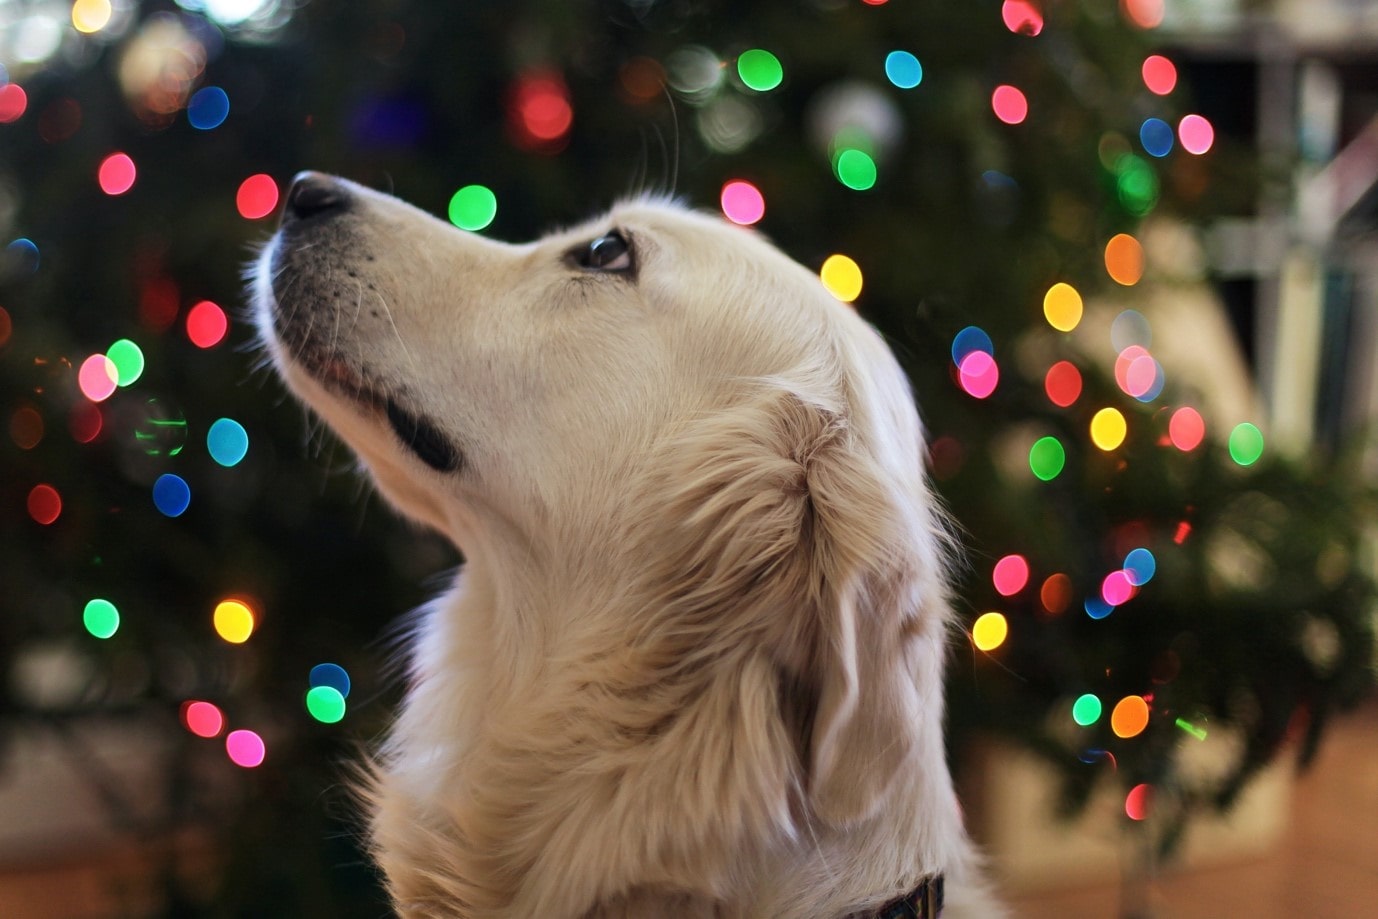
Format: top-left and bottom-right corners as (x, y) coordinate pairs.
(253, 175), (1001, 918)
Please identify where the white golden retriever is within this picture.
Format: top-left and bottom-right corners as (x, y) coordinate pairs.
(253, 173), (1001, 918)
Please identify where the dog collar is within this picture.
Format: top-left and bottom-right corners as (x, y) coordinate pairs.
(869, 874), (944, 918)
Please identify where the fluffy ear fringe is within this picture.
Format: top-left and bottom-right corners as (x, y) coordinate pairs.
(638, 383), (942, 828)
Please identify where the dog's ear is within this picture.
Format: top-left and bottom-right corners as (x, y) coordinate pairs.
(786, 385), (949, 828)
(641, 384), (946, 828)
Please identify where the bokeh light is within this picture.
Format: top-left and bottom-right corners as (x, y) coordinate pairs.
(1041, 573), (1074, 614)
(98, 152), (137, 195)
(181, 700), (225, 738)
(1229, 422), (1264, 466)
(993, 554), (1030, 596)
(1029, 436), (1065, 481)
(1104, 233), (1145, 285)
(1124, 548), (1156, 586)
(187, 86), (231, 130)
(1116, 153), (1160, 215)
(78, 353), (119, 402)
(236, 173), (279, 219)
(1072, 693), (1103, 726)
(448, 184), (497, 231)
(951, 326), (994, 365)
(1090, 407), (1128, 451)
(213, 599), (255, 644)
(186, 300), (229, 348)
(1169, 407), (1205, 451)
(1139, 117), (1174, 158)
(83, 598), (120, 639)
(305, 686), (347, 724)
(958, 351), (999, 399)
(0, 83), (27, 123)
(510, 71), (573, 147)
(991, 85), (1028, 125)
(884, 51), (923, 89)
(972, 612), (1009, 652)
(1101, 570), (1136, 606)
(720, 180), (765, 225)
(820, 254), (863, 302)
(1179, 114), (1215, 155)
(1121, 0), (1164, 29)
(1111, 309), (1152, 351)
(105, 339), (145, 386)
(1124, 353), (1159, 399)
(0, 306), (10, 345)
(1043, 282), (1083, 331)
(7, 237), (40, 274)
(309, 663), (351, 698)
(1142, 55), (1177, 95)
(1111, 695), (1151, 738)
(736, 49), (783, 92)
(1044, 361), (1082, 407)
(834, 148), (878, 190)
(226, 729), (266, 768)
(1125, 783), (1153, 820)
(207, 417), (249, 467)
(70, 402), (103, 444)
(1001, 0), (1044, 36)
(152, 472), (191, 517)
(1085, 596), (1114, 620)
(27, 482), (62, 523)
(11, 406), (43, 450)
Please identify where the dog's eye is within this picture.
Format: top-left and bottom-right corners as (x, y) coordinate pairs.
(579, 231), (633, 273)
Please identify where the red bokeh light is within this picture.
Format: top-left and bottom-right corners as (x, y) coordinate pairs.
(186, 300), (228, 348)
(0, 83), (28, 123)
(509, 72), (573, 151)
(1044, 360), (1082, 407)
(98, 152), (137, 196)
(236, 174), (280, 219)
(182, 701), (226, 738)
(1142, 55), (1177, 95)
(27, 483), (62, 525)
(991, 85), (1028, 125)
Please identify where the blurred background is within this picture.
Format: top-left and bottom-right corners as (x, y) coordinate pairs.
(1, 1), (1376, 917)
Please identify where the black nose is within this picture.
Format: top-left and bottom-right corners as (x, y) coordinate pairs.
(283, 171), (348, 223)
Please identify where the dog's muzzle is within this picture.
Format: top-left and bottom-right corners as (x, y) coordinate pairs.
(263, 173), (465, 475)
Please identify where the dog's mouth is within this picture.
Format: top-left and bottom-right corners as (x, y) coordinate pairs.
(285, 338), (464, 475)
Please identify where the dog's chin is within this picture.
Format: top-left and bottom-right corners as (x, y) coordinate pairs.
(274, 337), (465, 476)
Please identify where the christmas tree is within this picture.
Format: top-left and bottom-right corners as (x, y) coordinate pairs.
(2, 1), (1372, 914)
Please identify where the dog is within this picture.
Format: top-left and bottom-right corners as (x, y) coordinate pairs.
(253, 173), (1002, 918)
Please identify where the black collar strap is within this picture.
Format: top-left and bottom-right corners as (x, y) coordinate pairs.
(869, 875), (944, 919)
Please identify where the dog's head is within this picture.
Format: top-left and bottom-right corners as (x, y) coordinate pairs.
(254, 174), (955, 834)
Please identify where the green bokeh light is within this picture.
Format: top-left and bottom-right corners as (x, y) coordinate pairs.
(736, 49), (782, 92)
(105, 339), (144, 387)
(834, 148), (877, 191)
(83, 598), (120, 639)
(305, 685), (347, 723)
(1072, 693), (1103, 726)
(1029, 435), (1066, 481)
(1228, 422), (1264, 466)
(1116, 154), (1159, 216)
(448, 185), (497, 231)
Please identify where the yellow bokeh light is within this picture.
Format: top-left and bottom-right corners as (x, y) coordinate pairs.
(1043, 282), (1083, 332)
(72, 0), (113, 33)
(1090, 407), (1127, 451)
(1105, 233), (1145, 286)
(820, 254), (863, 303)
(972, 611), (1009, 652)
(213, 599), (255, 644)
(1111, 694), (1150, 738)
